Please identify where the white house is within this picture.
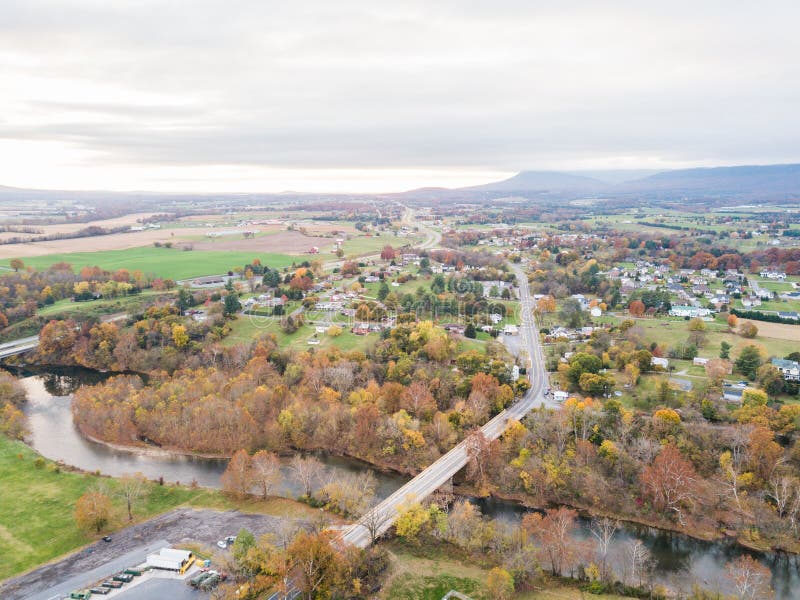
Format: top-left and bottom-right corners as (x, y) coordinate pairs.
(669, 305), (712, 318)
(651, 357), (669, 370)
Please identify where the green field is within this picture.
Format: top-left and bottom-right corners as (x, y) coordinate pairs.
(36, 290), (172, 319)
(341, 234), (423, 257)
(0, 435), (328, 581)
(597, 313), (800, 360)
(383, 541), (636, 600)
(0, 435), (220, 579)
(3, 246), (297, 280)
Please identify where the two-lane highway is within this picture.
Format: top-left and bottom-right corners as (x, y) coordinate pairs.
(341, 262), (555, 549)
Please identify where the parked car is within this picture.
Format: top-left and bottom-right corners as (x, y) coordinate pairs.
(216, 540), (227, 549)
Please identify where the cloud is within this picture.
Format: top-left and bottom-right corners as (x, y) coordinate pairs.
(0, 1), (798, 191)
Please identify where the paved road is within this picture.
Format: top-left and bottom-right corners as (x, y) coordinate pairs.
(340, 263), (555, 549)
(0, 314), (129, 359)
(23, 539), (170, 600)
(0, 335), (39, 359)
(399, 204), (441, 250)
(323, 204), (441, 271)
(1, 508), (296, 600)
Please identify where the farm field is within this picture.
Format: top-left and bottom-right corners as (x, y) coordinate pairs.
(598, 314), (800, 359)
(0, 226), (214, 260)
(340, 234), (423, 256)
(2, 246), (297, 280)
(178, 229), (335, 254)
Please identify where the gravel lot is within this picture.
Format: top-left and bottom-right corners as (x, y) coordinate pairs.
(0, 508), (303, 600)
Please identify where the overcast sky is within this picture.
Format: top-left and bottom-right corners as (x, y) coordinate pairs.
(1, 1), (798, 192)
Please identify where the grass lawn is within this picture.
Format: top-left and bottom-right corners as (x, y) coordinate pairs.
(604, 314), (799, 360)
(457, 337), (487, 353)
(37, 290), (171, 319)
(516, 588), (637, 600)
(322, 331), (376, 353)
(341, 234), (425, 257)
(0, 435), (329, 581)
(1, 291), (177, 342)
(4, 246), (297, 281)
(0, 435), (216, 580)
(381, 541), (637, 600)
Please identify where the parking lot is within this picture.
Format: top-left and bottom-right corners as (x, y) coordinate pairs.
(115, 578), (206, 599)
(0, 508), (303, 600)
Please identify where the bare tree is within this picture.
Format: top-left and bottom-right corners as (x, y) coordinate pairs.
(727, 424), (754, 467)
(590, 517), (618, 581)
(624, 539), (653, 588)
(720, 451), (744, 510)
(251, 450), (282, 499)
(117, 473), (148, 521)
(289, 455), (324, 498)
(766, 474), (797, 520)
(360, 496), (394, 544)
(726, 555), (774, 599)
(446, 499), (483, 550)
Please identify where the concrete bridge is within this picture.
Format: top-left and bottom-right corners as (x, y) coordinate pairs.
(0, 335), (39, 360)
(340, 263), (555, 549)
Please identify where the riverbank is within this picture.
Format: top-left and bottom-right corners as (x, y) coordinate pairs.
(0, 434), (339, 582)
(75, 423), (800, 557)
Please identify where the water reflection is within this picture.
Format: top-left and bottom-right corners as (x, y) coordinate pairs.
(10, 367), (799, 599)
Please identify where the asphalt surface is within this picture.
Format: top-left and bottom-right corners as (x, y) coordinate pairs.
(0, 508), (303, 600)
(341, 263), (557, 548)
(115, 577), (207, 600)
(23, 539), (170, 600)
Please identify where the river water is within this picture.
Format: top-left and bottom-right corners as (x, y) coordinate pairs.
(13, 367), (800, 598)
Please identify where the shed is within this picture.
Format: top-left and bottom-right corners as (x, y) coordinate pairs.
(146, 547), (194, 572)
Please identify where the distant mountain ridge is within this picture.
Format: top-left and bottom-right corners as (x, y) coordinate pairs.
(2, 163), (800, 205)
(618, 164), (800, 197)
(455, 163), (800, 202)
(463, 170), (609, 194)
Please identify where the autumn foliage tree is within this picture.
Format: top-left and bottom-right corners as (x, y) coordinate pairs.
(221, 449), (253, 498)
(738, 321), (759, 339)
(286, 530), (345, 599)
(251, 450), (282, 499)
(641, 445), (699, 524)
(464, 428), (499, 495)
(628, 300), (645, 317)
(522, 507), (586, 576)
(486, 567), (514, 599)
(0, 371), (27, 439)
(75, 490), (112, 533)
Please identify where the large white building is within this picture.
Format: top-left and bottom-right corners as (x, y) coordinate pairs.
(669, 305), (712, 318)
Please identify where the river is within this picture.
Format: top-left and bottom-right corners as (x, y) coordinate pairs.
(13, 367), (800, 598)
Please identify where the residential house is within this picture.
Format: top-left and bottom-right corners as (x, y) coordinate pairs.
(772, 358), (800, 381)
(722, 386), (744, 403)
(669, 305), (712, 318)
(651, 357), (670, 370)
